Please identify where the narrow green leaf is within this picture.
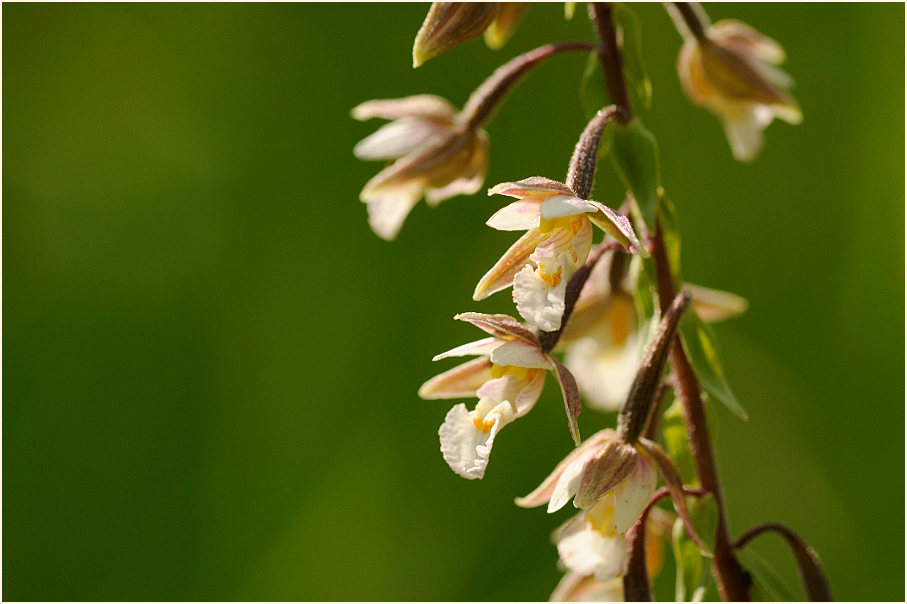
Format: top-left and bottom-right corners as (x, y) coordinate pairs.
(630, 255), (656, 323)
(688, 494), (719, 558)
(678, 310), (749, 420)
(609, 118), (660, 229)
(672, 517), (710, 602)
(614, 4), (652, 109)
(579, 51), (607, 122)
(657, 191), (683, 288)
(737, 548), (801, 602)
(662, 398), (696, 486)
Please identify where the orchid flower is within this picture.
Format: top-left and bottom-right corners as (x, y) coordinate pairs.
(352, 95), (487, 240)
(672, 4), (802, 161)
(474, 177), (641, 332)
(419, 312), (583, 479)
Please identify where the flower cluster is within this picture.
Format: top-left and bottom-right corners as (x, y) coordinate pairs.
(351, 4), (825, 601)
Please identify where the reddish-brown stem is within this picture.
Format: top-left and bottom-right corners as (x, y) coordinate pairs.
(590, 4), (748, 597)
(653, 222), (750, 601)
(734, 523), (833, 601)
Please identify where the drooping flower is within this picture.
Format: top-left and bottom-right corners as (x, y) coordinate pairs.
(412, 3), (529, 68)
(419, 312), (582, 479)
(549, 508), (669, 602)
(352, 95), (487, 241)
(474, 177), (641, 332)
(674, 10), (802, 161)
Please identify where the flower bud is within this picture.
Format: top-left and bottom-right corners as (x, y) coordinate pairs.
(412, 3), (527, 68)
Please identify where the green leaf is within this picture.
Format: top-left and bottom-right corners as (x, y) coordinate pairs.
(657, 191), (683, 288)
(678, 310), (749, 420)
(688, 494), (719, 558)
(630, 255), (656, 323)
(609, 118), (660, 229)
(662, 398), (696, 486)
(737, 548), (801, 602)
(672, 517), (711, 602)
(614, 4), (652, 110)
(579, 51), (607, 122)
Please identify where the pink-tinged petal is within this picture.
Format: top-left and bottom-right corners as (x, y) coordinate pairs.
(488, 176), (575, 199)
(557, 524), (629, 582)
(513, 369), (546, 417)
(486, 200), (542, 231)
(721, 105), (769, 162)
(565, 332), (641, 412)
(513, 263), (567, 332)
(574, 441), (640, 510)
(473, 228), (547, 300)
(611, 451), (657, 534)
(419, 357), (494, 400)
(490, 339), (550, 369)
(351, 94), (458, 121)
(353, 117), (446, 161)
(539, 195), (600, 220)
(586, 201), (644, 254)
(439, 401), (515, 480)
(454, 312), (539, 344)
(432, 336), (501, 361)
(515, 430), (616, 509)
(549, 355), (583, 446)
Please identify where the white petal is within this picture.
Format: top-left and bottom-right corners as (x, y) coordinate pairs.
(489, 340), (550, 369)
(432, 337), (501, 360)
(513, 264), (567, 332)
(566, 336), (639, 411)
(722, 106), (767, 162)
(353, 118), (445, 160)
(548, 457), (587, 513)
(557, 524), (629, 582)
(418, 357), (494, 400)
(439, 401), (515, 480)
(513, 369), (546, 417)
(486, 200), (542, 231)
(611, 452), (657, 534)
(360, 175), (424, 241)
(351, 94), (458, 121)
(539, 195), (599, 220)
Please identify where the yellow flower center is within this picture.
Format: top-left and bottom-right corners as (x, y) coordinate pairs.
(490, 363), (529, 380)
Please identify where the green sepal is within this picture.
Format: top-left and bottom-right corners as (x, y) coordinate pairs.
(678, 310), (749, 420)
(579, 51), (608, 122)
(672, 516), (711, 602)
(737, 547), (800, 602)
(608, 118), (661, 230)
(614, 4), (652, 110)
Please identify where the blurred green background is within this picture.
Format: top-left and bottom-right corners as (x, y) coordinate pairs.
(3, 3), (903, 601)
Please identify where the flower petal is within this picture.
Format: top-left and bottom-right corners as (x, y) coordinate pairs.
(488, 177), (575, 199)
(611, 450), (656, 534)
(490, 339), (551, 369)
(513, 263), (568, 332)
(557, 524), (629, 582)
(514, 369), (546, 417)
(353, 117), (446, 161)
(548, 457), (587, 513)
(439, 401), (514, 480)
(515, 429), (616, 509)
(454, 312), (539, 344)
(432, 336), (501, 360)
(419, 356), (495, 400)
(351, 94), (458, 121)
(549, 355), (584, 446)
(539, 195), (600, 220)
(686, 282), (749, 323)
(586, 201), (644, 254)
(474, 228), (548, 300)
(486, 199), (542, 231)
(360, 177), (424, 241)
